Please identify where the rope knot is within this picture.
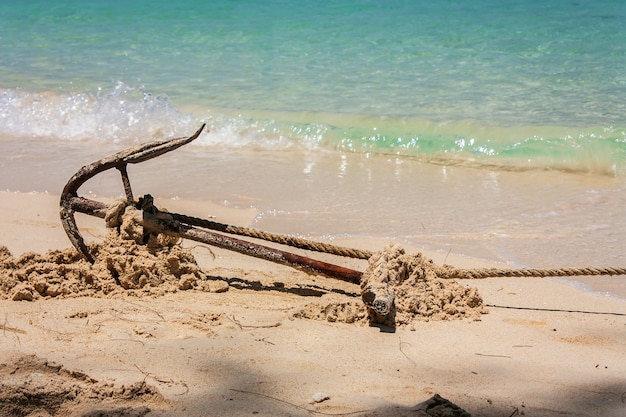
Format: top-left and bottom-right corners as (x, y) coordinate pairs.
(104, 199), (130, 229)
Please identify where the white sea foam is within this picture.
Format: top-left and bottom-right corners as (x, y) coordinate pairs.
(0, 82), (195, 143)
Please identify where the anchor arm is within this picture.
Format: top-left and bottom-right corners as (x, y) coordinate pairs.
(60, 124), (206, 261)
(61, 124), (206, 198)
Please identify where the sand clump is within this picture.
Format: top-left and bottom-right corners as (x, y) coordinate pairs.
(0, 354), (164, 417)
(361, 244), (486, 325)
(296, 244), (487, 327)
(0, 206), (209, 301)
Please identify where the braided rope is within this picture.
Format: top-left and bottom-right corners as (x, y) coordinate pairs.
(441, 266), (626, 279)
(167, 211), (625, 280)
(170, 212), (373, 260)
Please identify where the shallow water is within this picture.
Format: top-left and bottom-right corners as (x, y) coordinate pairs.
(1, 0), (626, 175)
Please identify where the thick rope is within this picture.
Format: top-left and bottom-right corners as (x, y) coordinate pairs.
(170, 212), (373, 260)
(166, 211), (626, 280)
(439, 265), (626, 279)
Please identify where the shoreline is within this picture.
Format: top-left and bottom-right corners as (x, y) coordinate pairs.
(2, 189), (625, 301)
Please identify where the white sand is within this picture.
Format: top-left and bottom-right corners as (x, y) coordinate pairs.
(1, 191), (625, 416)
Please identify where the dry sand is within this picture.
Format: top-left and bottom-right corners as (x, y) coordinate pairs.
(0, 190), (625, 417)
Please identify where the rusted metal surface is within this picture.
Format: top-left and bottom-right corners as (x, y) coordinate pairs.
(181, 227), (362, 283)
(146, 206), (362, 284)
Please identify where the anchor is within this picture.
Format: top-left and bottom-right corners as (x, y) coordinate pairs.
(59, 125), (626, 324)
(60, 124), (366, 284)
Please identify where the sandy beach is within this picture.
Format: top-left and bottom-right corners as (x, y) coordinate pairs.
(3, 1), (626, 415)
(0, 190), (624, 417)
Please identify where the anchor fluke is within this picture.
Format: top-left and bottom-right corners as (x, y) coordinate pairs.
(60, 124), (206, 262)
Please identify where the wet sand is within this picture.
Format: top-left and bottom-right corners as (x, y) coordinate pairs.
(2, 135), (625, 299)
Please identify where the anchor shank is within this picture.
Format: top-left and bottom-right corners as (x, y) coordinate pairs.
(177, 226), (363, 284)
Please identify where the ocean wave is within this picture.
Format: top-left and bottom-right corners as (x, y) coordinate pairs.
(1, 84), (625, 176)
(0, 82), (195, 143)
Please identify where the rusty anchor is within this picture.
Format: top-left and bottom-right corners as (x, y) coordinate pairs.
(60, 124), (365, 284)
(58, 125), (626, 325)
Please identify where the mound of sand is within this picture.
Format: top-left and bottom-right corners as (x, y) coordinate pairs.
(0, 354), (164, 417)
(294, 245), (486, 327)
(0, 231), (208, 301)
(0, 205), (211, 301)
(361, 244), (486, 325)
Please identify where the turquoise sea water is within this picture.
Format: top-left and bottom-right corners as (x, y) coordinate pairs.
(1, 1), (626, 299)
(1, 0), (625, 174)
